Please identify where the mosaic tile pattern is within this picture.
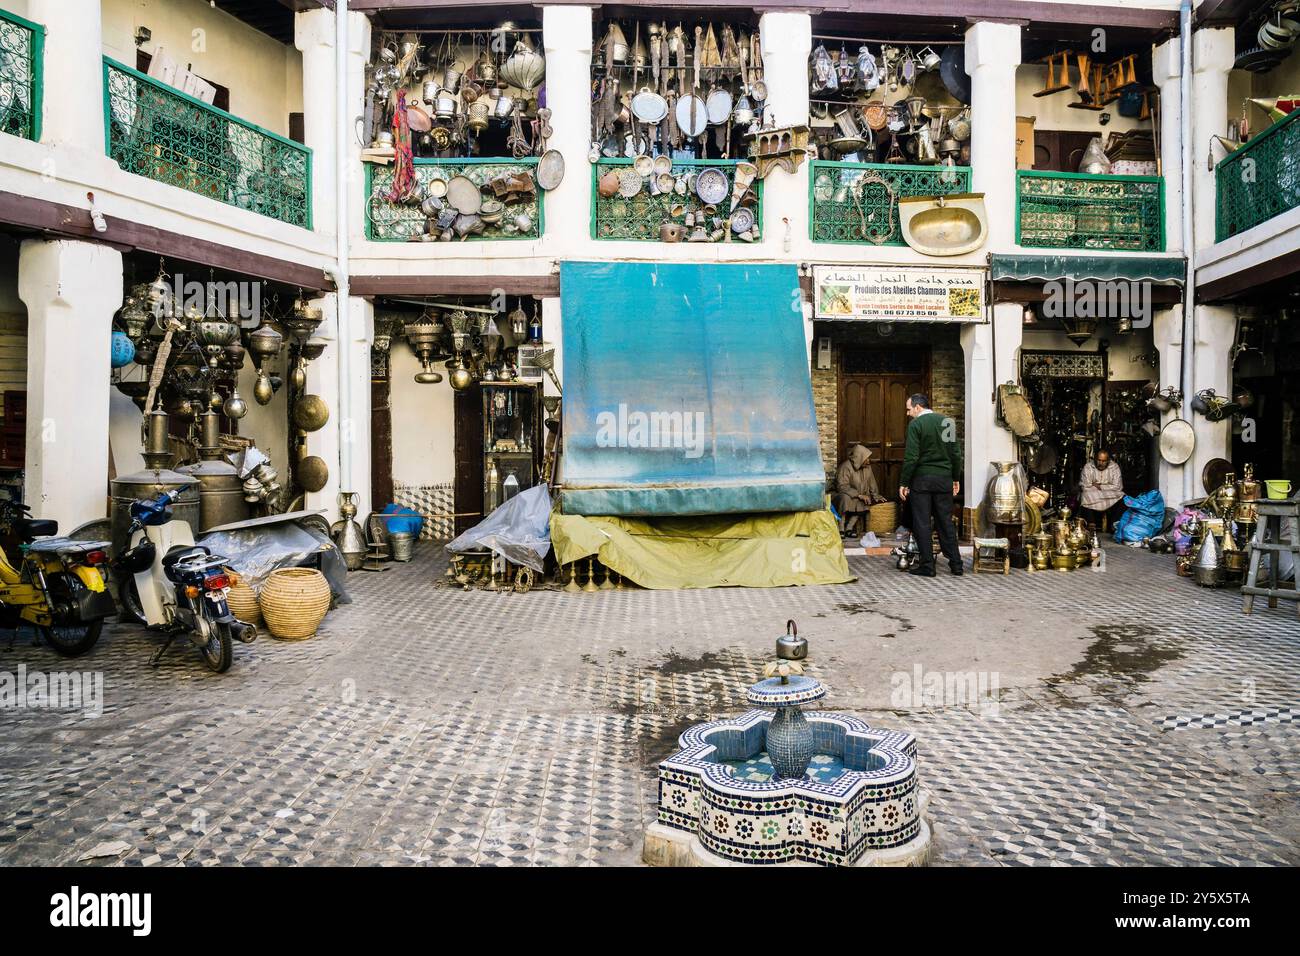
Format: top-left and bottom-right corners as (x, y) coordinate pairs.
(0, 544), (1296, 866)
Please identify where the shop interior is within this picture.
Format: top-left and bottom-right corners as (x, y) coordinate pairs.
(370, 294), (549, 540)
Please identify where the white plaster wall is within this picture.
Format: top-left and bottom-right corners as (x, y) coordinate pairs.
(1014, 66), (1152, 137)
(101, 0), (302, 137)
(389, 348), (455, 487)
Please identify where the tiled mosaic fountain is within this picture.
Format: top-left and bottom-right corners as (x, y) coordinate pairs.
(644, 623), (931, 867)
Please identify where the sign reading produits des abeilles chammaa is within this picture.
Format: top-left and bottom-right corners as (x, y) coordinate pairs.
(812, 265), (987, 322)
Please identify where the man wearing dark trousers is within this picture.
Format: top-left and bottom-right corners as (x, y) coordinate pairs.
(898, 393), (964, 578)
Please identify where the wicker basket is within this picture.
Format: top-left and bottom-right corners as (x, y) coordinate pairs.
(225, 574), (262, 627)
(259, 568), (332, 641)
(867, 502), (899, 535)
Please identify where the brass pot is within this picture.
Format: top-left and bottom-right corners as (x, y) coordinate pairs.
(659, 222), (685, 242)
(293, 394), (330, 432)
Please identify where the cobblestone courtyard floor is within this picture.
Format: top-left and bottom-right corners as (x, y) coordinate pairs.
(1, 543), (1297, 867)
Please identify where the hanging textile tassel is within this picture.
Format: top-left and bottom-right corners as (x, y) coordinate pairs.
(386, 89), (416, 203)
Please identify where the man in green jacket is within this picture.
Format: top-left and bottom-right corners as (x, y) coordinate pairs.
(898, 393), (963, 577)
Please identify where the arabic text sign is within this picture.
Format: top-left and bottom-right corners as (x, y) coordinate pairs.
(813, 266), (986, 322)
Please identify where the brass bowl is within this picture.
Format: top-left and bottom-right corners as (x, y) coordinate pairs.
(293, 394), (330, 432)
(1051, 552), (1076, 571)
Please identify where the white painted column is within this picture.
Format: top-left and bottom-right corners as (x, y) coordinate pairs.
(1152, 38), (1183, 255)
(1190, 28), (1234, 254)
(295, 8), (371, 239)
(540, 296), (563, 400)
(965, 21), (1022, 253)
(18, 239), (123, 525)
(1152, 304), (1185, 503)
(343, 296), (374, 517)
(1190, 304), (1236, 490)
(1187, 28), (1236, 493)
(542, 5), (593, 253)
(961, 302), (1023, 510)
(26, 0), (105, 154)
(759, 12), (812, 251)
(303, 294), (340, 518)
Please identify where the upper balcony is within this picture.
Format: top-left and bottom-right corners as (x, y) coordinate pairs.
(1215, 107), (1300, 243)
(104, 58), (312, 229)
(0, 7), (42, 142)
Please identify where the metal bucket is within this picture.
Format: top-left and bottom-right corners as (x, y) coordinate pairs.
(109, 469), (200, 556)
(390, 532), (415, 562)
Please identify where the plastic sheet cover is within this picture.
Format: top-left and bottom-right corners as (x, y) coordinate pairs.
(445, 484), (553, 572)
(559, 262), (825, 516)
(199, 520), (351, 603)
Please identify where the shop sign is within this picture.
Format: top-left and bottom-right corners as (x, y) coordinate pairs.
(812, 265), (986, 322)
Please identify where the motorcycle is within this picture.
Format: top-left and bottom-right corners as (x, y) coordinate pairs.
(115, 489), (255, 673)
(0, 498), (116, 656)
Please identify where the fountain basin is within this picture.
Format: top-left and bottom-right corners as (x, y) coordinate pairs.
(645, 709), (930, 867)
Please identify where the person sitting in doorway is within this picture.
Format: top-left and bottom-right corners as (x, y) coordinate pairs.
(835, 443), (884, 536)
(1079, 449), (1126, 531)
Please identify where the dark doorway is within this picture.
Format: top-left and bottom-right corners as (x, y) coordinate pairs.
(838, 348), (930, 500)
(453, 388), (484, 537)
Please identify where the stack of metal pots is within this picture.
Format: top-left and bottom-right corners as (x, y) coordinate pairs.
(109, 409), (200, 556)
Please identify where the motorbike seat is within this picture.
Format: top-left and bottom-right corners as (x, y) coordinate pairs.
(14, 517), (58, 540)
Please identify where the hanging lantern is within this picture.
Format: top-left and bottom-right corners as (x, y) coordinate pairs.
(1063, 316), (1098, 346)
(110, 330), (136, 368)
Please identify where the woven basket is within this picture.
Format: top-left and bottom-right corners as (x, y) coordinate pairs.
(259, 568), (331, 641)
(225, 574), (262, 627)
(867, 502), (899, 535)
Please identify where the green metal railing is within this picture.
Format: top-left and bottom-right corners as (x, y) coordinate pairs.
(809, 161), (972, 244)
(591, 158), (762, 241)
(1216, 109), (1300, 242)
(103, 58), (311, 229)
(366, 158), (543, 241)
(1017, 170), (1164, 252)
(0, 8), (43, 141)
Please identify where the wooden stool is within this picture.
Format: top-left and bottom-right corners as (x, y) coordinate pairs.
(972, 537), (1010, 575)
(1242, 497), (1300, 620)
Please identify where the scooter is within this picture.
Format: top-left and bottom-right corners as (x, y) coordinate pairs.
(0, 498), (116, 656)
(115, 489), (255, 673)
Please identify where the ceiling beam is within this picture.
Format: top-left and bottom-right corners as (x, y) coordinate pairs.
(349, 0), (1177, 31)
(0, 190), (333, 292)
(351, 274), (559, 297)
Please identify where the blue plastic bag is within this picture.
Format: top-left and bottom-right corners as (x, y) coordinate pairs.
(1113, 490), (1165, 542)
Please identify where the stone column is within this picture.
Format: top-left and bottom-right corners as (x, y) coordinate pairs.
(759, 12), (812, 249)
(1152, 38), (1183, 255)
(295, 8), (371, 238)
(542, 6), (593, 252)
(26, 0), (105, 153)
(961, 302), (1023, 516)
(965, 21), (1022, 253)
(18, 239), (123, 525)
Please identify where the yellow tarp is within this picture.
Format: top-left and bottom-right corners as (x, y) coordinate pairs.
(550, 508), (853, 590)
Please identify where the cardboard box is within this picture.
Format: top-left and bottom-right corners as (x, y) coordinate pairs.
(1016, 115), (1036, 169)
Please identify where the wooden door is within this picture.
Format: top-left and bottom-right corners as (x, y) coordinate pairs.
(370, 376), (393, 510)
(453, 387), (483, 537)
(1033, 130), (1096, 172)
(838, 348), (930, 500)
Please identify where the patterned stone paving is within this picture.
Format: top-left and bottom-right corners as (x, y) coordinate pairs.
(0, 543), (1296, 866)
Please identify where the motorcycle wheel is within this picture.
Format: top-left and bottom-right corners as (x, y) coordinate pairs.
(118, 577), (147, 625)
(41, 619), (104, 658)
(199, 622), (233, 674)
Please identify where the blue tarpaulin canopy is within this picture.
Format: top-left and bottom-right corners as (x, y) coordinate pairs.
(559, 262), (826, 517)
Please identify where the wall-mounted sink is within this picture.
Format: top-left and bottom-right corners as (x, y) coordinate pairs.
(899, 193), (988, 256)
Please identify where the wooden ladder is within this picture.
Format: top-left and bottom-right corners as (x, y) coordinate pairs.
(1242, 497), (1300, 620)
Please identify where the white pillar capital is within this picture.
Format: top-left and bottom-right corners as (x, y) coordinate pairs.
(543, 5), (594, 57)
(18, 238), (123, 525)
(760, 12), (812, 129)
(1193, 26), (1236, 76)
(1152, 37), (1181, 86)
(964, 20), (1022, 73)
(542, 6), (594, 250)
